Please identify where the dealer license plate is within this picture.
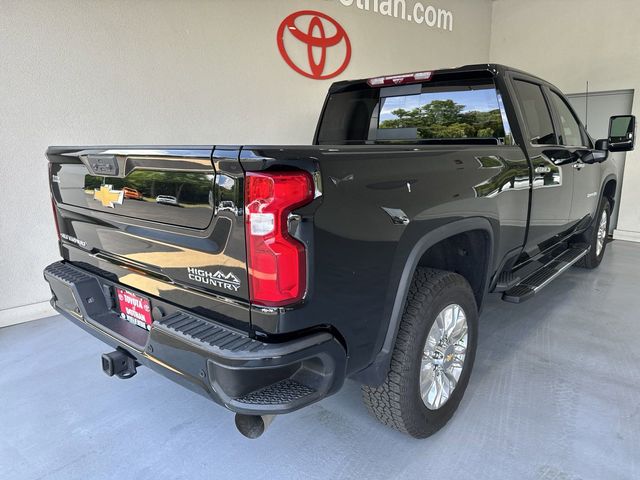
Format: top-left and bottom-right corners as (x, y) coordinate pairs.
(116, 288), (152, 330)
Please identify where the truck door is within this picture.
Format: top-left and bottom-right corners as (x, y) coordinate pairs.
(546, 88), (601, 230)
(510, 78), (575, 253)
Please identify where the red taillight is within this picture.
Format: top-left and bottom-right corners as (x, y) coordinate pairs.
(245, 171), (314, 307)
(367, 70), (433, 87)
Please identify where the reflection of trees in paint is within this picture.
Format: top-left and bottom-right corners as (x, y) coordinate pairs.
(472, 156), (531, 198)
(84, 171), (214, 205)
(380, 99), (507, 141)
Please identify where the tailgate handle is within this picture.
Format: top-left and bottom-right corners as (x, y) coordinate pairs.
(83, 155), (120, 176)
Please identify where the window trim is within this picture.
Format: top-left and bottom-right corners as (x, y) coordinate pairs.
(511, 77), (559, 148)
(545, 87), (592, 149)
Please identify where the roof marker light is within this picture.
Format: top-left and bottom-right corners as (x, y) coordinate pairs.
(367, 71), (433, 87)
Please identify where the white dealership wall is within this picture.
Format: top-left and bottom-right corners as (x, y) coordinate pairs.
(489, 0), (640, 242)
(0, 0), (493, 324)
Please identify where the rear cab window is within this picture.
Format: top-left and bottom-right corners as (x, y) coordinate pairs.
(316, 72), (514, 146)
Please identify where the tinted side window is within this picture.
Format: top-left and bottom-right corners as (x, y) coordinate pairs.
(317, 89), (379, 144)
(549, 91), (585, 146)
(514, 80), (556, 145)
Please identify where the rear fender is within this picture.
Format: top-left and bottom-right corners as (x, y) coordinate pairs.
(352, 217), (495, 385)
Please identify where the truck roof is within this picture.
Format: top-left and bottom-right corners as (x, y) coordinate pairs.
(329, 63), (550, 94)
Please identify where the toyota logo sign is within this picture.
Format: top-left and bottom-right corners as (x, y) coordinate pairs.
(277, 10), (351, 80)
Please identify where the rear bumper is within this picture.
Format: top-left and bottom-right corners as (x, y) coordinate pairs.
(43, 261), (346, 415)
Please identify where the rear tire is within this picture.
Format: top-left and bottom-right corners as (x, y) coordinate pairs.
(361, 268), (478, 438)
(576, 197), (611, 269)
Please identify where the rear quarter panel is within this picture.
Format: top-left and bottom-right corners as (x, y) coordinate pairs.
(241, 144), (530, 374)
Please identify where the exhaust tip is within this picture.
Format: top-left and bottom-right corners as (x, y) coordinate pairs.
(234, 414), (274, 439)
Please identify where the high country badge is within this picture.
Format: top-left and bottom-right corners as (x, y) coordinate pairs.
(187, 267), (241, 292)
(94, 185), (124, 208)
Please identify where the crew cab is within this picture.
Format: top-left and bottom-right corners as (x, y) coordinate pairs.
(44, 64), (635, 438)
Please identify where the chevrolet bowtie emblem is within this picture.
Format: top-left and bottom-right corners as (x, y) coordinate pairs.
(94, 185), (124, 208)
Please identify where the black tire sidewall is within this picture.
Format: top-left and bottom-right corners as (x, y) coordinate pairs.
(403, 276), (478, 436)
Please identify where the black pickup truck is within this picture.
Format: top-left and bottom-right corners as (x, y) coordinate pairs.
(44, 64), (635, 439)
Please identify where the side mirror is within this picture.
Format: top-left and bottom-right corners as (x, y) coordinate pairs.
(543, 148), (578, 165)
(594, 138), (608, 151)
(577, 148), (608, 164)
(607, 115), (636, 152)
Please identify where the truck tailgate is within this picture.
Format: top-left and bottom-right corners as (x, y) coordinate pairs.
(47, 146), (250, 328)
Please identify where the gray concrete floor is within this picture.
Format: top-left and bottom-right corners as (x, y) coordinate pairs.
(1, 241), (639, 480)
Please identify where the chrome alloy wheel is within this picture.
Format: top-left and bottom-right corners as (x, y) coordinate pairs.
(420, 304), (468, 410)
(596, 209), (608, 257)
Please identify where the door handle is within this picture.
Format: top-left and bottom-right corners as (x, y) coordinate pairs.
(573, 161), (585, 171)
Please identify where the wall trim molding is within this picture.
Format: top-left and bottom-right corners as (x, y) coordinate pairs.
(613, 229), (640, 243)
(0, 301), (55, 329)
(565, 88), (635, 98)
